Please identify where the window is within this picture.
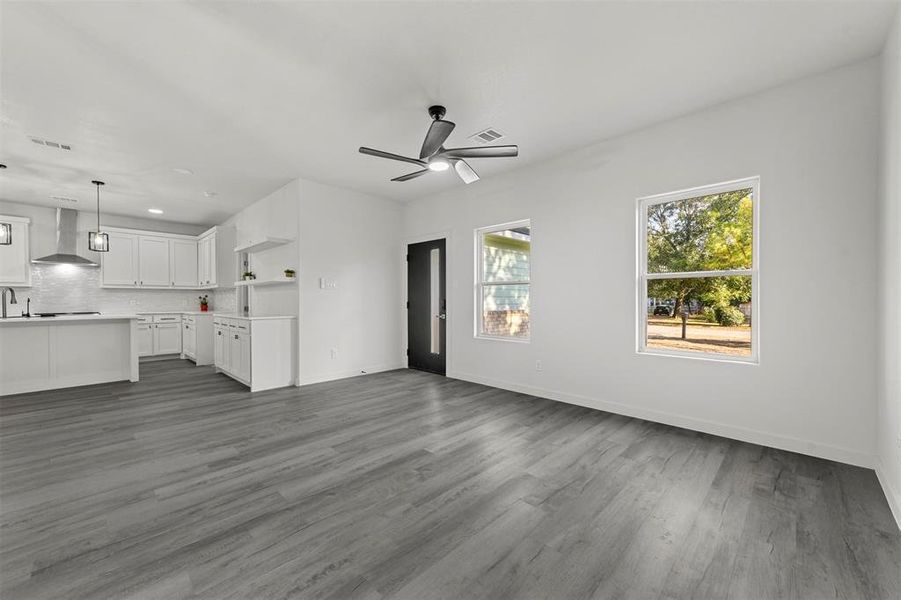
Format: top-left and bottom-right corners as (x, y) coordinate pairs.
(476, 220), (531, 340)
(638, 178), (758, 362)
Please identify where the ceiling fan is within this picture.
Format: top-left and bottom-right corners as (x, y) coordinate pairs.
(359, 105), (518, 184)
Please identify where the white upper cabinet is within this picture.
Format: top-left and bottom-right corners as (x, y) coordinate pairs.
(101, 232), (139, 287)
(138, 236), (170, 287)
(169, 239), (198, 288)
(197, 226), (236, 289)
(198, 233), (216, 287)
(99, 226), (233, 289)
(0, 216), (31, 286)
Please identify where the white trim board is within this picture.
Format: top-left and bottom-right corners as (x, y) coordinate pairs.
(448, 369), (874, 469)
(875, 459), (901, 532)
(299, 363), (404, 386)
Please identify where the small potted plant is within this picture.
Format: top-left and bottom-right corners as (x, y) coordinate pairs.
(242, 271), (256, 281)
(284, 268), (296, 279)
(198, 295), (209, 312)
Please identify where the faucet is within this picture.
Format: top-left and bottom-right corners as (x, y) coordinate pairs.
(1, 287), (17, 318)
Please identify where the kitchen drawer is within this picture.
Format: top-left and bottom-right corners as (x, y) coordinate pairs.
(153, 314), (181, 323)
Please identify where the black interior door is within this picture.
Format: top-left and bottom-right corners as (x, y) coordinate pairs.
(407, 239), (446, 375)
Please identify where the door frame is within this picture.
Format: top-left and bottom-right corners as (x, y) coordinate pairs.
(401, 230), (454, 375)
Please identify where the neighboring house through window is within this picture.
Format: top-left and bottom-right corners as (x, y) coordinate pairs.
(476, 220), (531, 340)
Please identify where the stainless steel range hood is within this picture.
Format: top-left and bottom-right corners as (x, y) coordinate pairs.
(32, 208), (99, 266)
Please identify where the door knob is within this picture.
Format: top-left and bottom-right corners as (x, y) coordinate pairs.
(437, 314), (446, 320)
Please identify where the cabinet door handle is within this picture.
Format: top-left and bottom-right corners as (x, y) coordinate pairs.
(234, 334), (238, 340)
(218, 331), (221, 336)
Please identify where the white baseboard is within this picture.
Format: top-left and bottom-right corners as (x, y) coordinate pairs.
(449, 370), (874, 469)
(300, 363), (404, 386)
(875, 459), (901, 532)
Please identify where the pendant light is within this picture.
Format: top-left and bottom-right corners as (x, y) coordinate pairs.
(0, 164), (9, 245)
(88, 180), (109, 252)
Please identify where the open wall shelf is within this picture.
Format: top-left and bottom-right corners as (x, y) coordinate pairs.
(234, 277), (297, 287)
(234, 236), (293, 253)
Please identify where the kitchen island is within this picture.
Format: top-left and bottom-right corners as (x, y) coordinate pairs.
(0, 314), (139, 396)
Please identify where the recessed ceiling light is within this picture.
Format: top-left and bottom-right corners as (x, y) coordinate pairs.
(204, 191), (217, 198)
(148, 208), (164, 214)
(172, 167), (194, 175)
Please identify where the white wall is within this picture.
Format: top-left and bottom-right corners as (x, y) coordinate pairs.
(404, 58), (881, 467)
(225, 180), (300, 318)
(0, 200), (213, 314)
(877, 7), (901, 527)
(298, 178), (403, 384)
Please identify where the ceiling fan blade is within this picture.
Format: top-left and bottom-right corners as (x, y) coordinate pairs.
(453, 160), (479, 184)
(359, 147), (426, 167)
(441, 145), (518, 159)
(420, 120), (456, 159)
(391, 169), (430, 182)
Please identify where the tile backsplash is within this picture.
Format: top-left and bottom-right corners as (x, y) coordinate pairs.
(12, 264), (237, 314)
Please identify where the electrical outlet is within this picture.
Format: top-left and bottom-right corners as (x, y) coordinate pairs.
(129, 299), (137, 306)
(535, 360), (542, 371)
(330, 348), (338, 359)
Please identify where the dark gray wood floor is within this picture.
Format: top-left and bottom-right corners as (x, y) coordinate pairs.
(1, 359), (898, 600)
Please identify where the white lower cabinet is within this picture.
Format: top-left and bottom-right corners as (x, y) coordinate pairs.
(183, 322), (196, 358)
(213, 315), (295, 392)
(214, 323), (227, 369)
(154, 322), (182, 354)
(137, 314), (182, 356)
(137, 319), (154, 357)
(181, 313), (214, 365)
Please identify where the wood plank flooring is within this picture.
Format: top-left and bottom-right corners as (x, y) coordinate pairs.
(1, 359), (899, 599)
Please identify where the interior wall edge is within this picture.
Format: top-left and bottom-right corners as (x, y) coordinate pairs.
(876, 458), (901, 531)
(449, 369), (875, 470)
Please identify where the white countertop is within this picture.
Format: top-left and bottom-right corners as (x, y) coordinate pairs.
(213, 313), (296, 321)
(0, 314), (138, 325)
(136, 311), (212, 315)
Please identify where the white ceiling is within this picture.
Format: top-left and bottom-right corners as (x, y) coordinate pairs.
(1, 1), (897, 225)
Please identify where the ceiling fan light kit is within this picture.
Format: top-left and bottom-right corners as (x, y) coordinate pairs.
(359, 105), (518, 184)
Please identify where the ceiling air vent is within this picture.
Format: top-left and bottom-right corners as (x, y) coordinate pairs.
(30, 137), (72, 151)
(468, 127), (504, 145)
(51, 195), (78, 203)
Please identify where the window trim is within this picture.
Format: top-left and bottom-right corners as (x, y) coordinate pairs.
(475, 219), (532, 343)
(636, 177), (760, 364)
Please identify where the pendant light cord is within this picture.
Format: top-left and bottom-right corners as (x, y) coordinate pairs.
(92, 180), (105, 233)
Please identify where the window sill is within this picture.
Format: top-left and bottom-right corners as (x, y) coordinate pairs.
(475, 334), (531, 344)
(637, 347), (758, 365)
